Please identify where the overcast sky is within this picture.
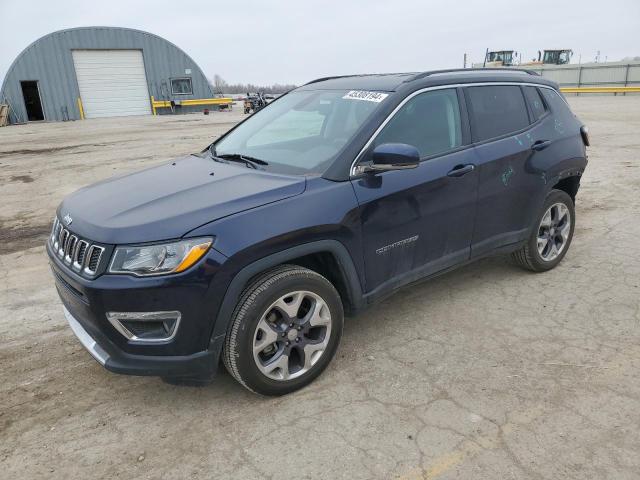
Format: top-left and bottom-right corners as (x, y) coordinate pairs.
(1, 0), (639, 86)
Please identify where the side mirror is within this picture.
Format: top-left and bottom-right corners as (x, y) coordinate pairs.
(357, 143), (420, 174)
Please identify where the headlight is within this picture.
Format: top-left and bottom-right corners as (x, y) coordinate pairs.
(108, 237), (213, 276)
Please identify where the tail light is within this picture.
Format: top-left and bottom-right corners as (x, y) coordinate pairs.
(580, 125), (590, 147)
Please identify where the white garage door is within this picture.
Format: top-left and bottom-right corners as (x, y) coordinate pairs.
(72, 50), (152, 119)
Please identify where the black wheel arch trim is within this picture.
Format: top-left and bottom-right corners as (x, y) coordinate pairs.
(208, 239), (364, 350)
(520, 166), (583, 239)
(544, 163), (585, 203)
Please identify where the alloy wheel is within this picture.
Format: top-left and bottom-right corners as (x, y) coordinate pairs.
(252, 291), (332, 381)
(537, 202), (571, 262)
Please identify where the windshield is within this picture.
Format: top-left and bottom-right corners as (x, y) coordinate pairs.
(213, 90), (385, 175)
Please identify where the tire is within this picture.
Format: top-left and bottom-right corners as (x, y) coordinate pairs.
(511, 189), (575, 272)
(223, 265), (344, 395)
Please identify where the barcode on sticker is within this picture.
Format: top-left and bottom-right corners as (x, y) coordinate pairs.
(343, 90), (389, 103)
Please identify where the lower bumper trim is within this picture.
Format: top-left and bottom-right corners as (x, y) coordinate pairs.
(62, 306), (222, 379)
(64, 306), (110, 365)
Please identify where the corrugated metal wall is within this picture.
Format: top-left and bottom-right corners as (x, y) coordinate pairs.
(0, 27), (214, 124)
(520, 61), (640, 91)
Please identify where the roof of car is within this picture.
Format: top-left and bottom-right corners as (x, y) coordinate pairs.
(298, 68), (557, 92)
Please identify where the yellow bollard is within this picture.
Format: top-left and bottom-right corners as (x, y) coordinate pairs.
(77, 97), (85, 120)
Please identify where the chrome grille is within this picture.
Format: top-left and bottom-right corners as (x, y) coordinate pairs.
(50, 217), (106, 277)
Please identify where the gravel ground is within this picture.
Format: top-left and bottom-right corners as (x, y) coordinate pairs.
(1, 97), (639, 479)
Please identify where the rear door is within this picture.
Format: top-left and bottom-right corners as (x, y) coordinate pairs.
(464, 84), (540, 257)
(351, 88), (479, 294)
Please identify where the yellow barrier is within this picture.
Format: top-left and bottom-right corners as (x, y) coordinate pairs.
(560, 86), (640, 94)
(150, 96), (234, 114)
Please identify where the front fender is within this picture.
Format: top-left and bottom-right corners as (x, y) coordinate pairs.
(185, 177), (364, 350)
(207, 239), (364, 349)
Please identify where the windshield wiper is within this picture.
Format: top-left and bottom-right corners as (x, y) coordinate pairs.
(214, 153), (269, 169)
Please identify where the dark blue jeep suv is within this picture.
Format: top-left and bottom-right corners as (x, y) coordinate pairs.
(48, 69), (589, 395)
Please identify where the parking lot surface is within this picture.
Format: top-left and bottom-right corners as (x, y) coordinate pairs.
(1, 97), (639, 479)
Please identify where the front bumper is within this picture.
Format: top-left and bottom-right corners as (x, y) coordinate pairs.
(64, 306), (109, 365)
(48, 238), (229, 379)
(64, 305), (222, 377)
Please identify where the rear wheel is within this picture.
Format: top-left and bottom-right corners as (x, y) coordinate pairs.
(511, 189), (575, 272)
(223, 265), (343, 395)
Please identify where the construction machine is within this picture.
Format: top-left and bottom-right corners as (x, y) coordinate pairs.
(480, 50), (519, 67)
(524, 49), (573, 66)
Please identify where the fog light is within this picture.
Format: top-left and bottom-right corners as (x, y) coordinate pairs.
(106, 311), (181, 343)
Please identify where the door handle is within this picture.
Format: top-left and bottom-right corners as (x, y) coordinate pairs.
(447, 164), (475, 177)
(531, 140), (552, 151)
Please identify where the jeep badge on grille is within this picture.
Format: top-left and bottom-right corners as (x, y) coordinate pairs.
(63, 214), (73, 226)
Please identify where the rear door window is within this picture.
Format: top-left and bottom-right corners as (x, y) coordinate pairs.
(465, 85), (530, 142)
(523, 86), (548, 122)
(373, 88), (462, 158)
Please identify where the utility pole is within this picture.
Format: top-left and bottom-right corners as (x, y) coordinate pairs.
(463, 53), (468, 68)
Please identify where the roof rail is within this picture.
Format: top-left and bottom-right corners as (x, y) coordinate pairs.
(305, 75), (355, 85)
(304, 72), (418, 86)
(406, 67), (540, 82)
(304, 68), (539, 87)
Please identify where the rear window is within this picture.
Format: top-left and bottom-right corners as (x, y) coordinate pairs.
(523, 86), (548, 121)
(466, 85), (530, 142)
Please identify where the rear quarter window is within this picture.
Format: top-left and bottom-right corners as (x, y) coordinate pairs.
(538, 87), (579, 134)
(539, 88), (571, 115)
(466, 85), (530, 142)
(523, 86), (548, 121)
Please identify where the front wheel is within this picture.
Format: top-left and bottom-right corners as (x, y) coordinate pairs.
(223, 265), (343, 395)
(512, 189), (575, 272)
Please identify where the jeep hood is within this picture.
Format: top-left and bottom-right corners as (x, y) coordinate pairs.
(58, 155), (306, 244)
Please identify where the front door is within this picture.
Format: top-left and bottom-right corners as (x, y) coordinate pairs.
(351, 88), (479, 294)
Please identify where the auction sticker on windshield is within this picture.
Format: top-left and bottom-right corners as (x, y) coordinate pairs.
(343, 90), (389, 103)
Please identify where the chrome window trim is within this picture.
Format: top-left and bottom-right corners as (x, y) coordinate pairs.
(349, 82), (562, 177)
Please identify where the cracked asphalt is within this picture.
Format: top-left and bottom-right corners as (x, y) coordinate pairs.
(1, 97), (639, 479)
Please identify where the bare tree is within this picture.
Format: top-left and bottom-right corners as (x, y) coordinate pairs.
(209, 74), (297, 95)
(212, 74), (228, 94)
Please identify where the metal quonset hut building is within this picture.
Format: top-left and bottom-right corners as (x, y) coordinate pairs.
(0, 26), (214, 124)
